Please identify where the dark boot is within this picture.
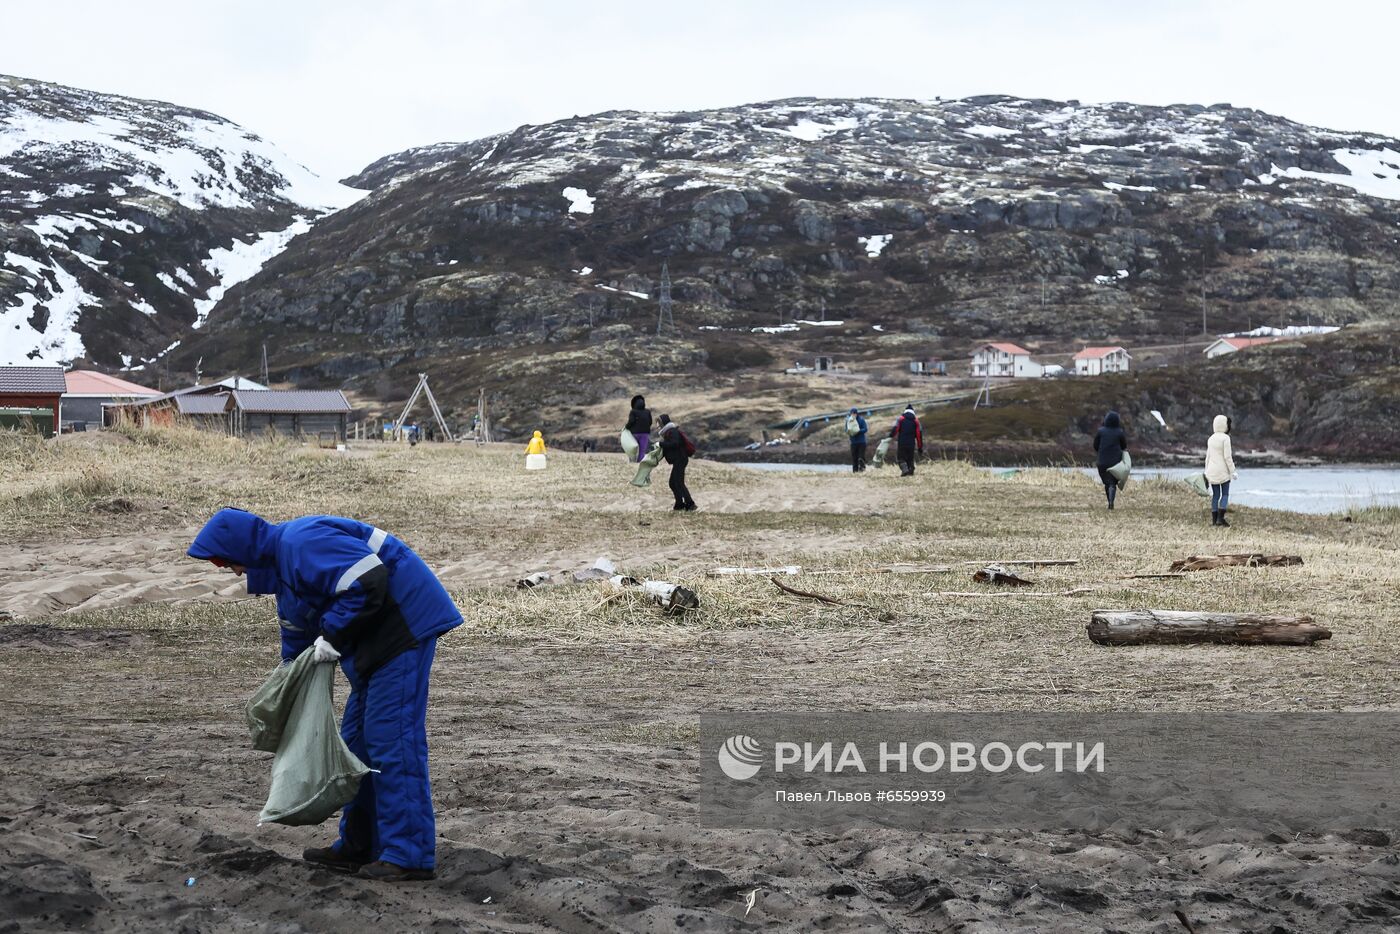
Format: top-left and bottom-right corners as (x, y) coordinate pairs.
(1218, 509), (1230, 527)
(1211, 510), (1219, 525)
(303, 845), (367, 874)
(360, 860), (435, 882)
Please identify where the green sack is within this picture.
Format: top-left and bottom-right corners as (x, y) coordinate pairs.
(620, 429), (639, 459)
(1106, 450), (1132, 489)
(1185, 472), (1210, 497)
(631, 443), (665, 487)
(871, 437), (891, 468)
(246, 649), (369, 826)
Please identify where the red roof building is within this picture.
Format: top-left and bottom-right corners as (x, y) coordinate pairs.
(0, 365), (66, 437)
(61, 370), (161, 428)
(971, 342), (1042, 378)
(1204, 336), (1284, 358)
(1072, 346), (1131, 376)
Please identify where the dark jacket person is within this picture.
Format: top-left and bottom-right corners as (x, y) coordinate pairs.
(891, 406), (923, 476)
(846, 408), (869, 473)
(625, 395), (653, 462)
(657, 413), (697, 511)
(1092, 411), (1128, 510)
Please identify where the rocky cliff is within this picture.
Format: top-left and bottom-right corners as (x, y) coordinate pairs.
(179, 94), (1400, 392)
(0, 75), (363, 367)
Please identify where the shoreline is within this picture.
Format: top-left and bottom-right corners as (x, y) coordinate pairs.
(707, 444), (1384, 469)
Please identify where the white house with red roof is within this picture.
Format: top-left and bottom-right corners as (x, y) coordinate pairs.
(1072, 346), (1131, 376)
(970, 342), (1042, 378)
(1204, 336), (1284, 358)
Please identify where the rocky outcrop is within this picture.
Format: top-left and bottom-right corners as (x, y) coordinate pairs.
(181, 95), (1400, 385)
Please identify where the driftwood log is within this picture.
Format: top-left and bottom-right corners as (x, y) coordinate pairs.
(1169, 553), (1304, 573)
(709, 564), (950, 577)
(1087, 610), (1331, 646)
(770, 576), (847, 606)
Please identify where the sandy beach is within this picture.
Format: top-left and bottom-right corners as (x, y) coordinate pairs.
(3, 429), (1399, 931)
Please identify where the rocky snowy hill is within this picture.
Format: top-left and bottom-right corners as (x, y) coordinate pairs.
(175, 95), (1400, 395)
(0, 75), (364, 367)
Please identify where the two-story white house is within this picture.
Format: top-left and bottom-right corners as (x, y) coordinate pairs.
(1072, 346), (1131, 376)
(970, 342), (1041, 378)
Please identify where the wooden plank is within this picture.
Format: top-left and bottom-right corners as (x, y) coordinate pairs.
(709, 565), (951, 577)
(1169, 553), (1304, 573)
(933, 588), (1099, 599)
(1087, 609), (1331, 646)
(960, 559), (1079, 567)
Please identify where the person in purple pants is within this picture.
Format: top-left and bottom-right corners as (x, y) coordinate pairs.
(626, 394), (653, 462)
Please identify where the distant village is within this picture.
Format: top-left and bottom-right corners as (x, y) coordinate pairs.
(0, 326), (1342, 441)
(786, 324), (1341, 384)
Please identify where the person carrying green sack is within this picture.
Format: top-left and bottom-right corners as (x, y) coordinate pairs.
(845, 408), (868, 473)
(190, 509), (462, 882)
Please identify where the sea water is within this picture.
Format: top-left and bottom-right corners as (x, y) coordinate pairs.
(733, 463), (1400, 515)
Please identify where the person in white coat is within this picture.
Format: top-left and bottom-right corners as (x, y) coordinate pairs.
(1204, 414), (1238, 526)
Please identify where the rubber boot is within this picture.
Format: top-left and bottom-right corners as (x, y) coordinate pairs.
(1218, 509), (1230, 527)
(1211, 510), (1219, 525)
(303, 845), (367, 874)
(360, 860), (435, 882)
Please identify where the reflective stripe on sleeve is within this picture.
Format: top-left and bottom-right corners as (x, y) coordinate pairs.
(335, 553), (384, 594)
(367, 526), (387, 553)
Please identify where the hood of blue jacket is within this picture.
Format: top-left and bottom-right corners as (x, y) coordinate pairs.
(187, 508), (278, 569)
(1103, 411), (1122, 429)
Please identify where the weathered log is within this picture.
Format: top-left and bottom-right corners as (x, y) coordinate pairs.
(933, 588), (1099, 599)
(710, 565), (802, 577)
(961, 559), (1079, 567)
(1169, 553), (1304, 573)
(709, 564), (951, 577)
(1087, 610), (1331, 646)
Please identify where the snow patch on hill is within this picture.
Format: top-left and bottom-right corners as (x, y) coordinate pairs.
(1261, 148), (1400, 201)
(0, 108), (362, 212)
(194, 220), (312, 325)
(1, 254), (97, 365)
(0, 75), (367, 365)
(562, 186), (595, 214)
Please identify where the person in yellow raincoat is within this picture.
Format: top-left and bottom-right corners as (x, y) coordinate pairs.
(525, 431), (547, 470)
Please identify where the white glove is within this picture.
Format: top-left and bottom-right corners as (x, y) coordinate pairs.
(312, 636), (341, 663)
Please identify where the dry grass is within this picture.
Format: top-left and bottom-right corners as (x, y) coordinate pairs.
(4, 427), (1398, 711)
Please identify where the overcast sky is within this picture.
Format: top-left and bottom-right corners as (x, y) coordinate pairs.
(5, 0), (1398, 181)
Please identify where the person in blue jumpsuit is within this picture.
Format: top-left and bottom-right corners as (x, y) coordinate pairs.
(188, 508), (462, 882)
